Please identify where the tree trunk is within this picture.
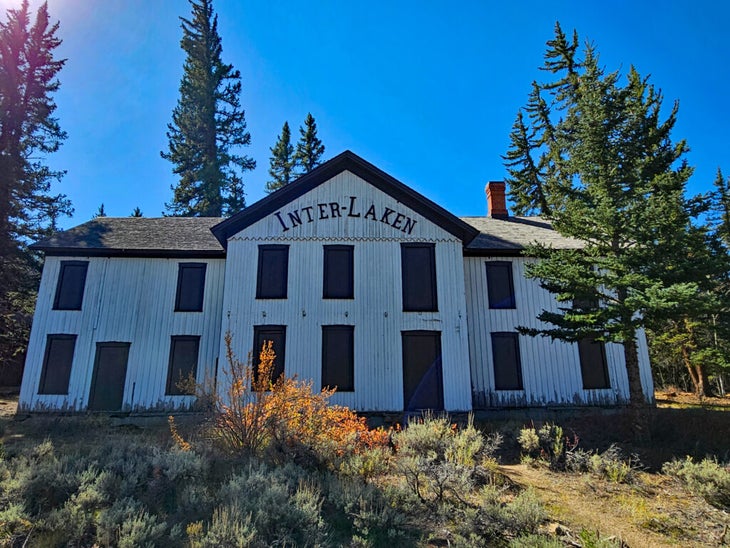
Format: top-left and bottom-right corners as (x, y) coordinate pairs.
(623, 336), (651, 442)
(623, 337), (647, 407)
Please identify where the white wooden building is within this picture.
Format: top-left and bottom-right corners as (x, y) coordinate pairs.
(19, 151), (654, 413)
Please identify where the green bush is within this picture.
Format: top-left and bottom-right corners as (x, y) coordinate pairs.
(662, 457), (730, 509)
(588, 445), (640, 484)
(518, 423), (566, 469)
(188, 505), (256, 547)
(393, 414), (502, 505)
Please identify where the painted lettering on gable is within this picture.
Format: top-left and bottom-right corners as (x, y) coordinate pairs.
(272, 196), (418, 235)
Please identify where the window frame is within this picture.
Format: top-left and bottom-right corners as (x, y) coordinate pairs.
(174, 262), (207, 312)
(491, 332), (523, 390)
(165, 335), (200, 395)
(256, 245), (289, 299)
(38, 334), (77, 395)
(401, 243), (438, 312)
(53, 261), (89, 310)
(321, 325), (355, 391)
(323, 245), (354, 299)
(485, 261), (516, 310)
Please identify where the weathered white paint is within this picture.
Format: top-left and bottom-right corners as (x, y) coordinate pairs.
(464, 256), (653, 407)
(20, 256), (225, 411)
(219, 171), (473, 412)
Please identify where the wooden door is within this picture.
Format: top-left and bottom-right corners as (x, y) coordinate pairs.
(402, 330), (443, 411)
(88, 342), (130, 411)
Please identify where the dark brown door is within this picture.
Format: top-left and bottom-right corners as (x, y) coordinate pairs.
(402, 331), (443, 411)
(88, 342), (130, 411)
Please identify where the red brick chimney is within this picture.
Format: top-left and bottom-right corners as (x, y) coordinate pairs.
(486, 181), (508, 218)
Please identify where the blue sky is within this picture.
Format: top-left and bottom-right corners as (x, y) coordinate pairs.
(18, 0), (730, 228)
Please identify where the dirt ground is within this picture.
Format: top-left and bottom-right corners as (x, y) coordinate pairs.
(503, 463), (729, 547)
(655, 388), (730, 409)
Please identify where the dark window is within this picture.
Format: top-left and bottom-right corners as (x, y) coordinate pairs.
(491, 332), (523, 390)
(53, 261), (89, 310)
(175, 263), (207, 311)
(323, 245), (354, 299)
(578, 338), (610, 389)
(166, 336), (200, 395)
(38, 334), (77, 394)
(252, 325), (286, 386)
(256, 245), (289, 299)
(322, 325), (354, 391)
(485, 261), (515, 309)
(401, 243), (438, 311)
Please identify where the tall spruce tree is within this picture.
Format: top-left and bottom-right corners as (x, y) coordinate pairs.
(162, 0), (254, 217)
(294, 113), (324, 175)
(0, 1), (71, 367)
(265, 121), (294, 193)
(506, 23), (705, 409)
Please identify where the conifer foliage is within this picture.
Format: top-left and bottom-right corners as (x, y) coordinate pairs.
(265, 121), (294, 193)
(162, 0), (254, 217)
(0, 1), (71, 368)
(506, 23), (706, 407)
(294, 112), (325, 175)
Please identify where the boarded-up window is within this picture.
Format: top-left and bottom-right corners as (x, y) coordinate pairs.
(256, 245), (289, 299)
(322, 325), (354, 391)
(485, 261), (515, 309)
(578, 338), (610, 389)
(166, 336), (200, 395)
(175, 263), (207, 311)
(53, 261), (89, 310)
(401, 243), (438, 312)
(38, 334), (77, 394)
(323, 246), (354, 299)
(491, 332), (523, 390)
(252, 325), (286, 386)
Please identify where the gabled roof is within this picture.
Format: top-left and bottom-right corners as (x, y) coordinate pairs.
(461, 216), (582, 255)
(31, 217), (225, 257)
(211, 150), (480, 248)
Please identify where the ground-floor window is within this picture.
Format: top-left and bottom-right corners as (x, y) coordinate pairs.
(491, 332), (523, 390)
(39, 334), (77, 394)
(166, 336), (200, 395)
(321, 325), (354, 391)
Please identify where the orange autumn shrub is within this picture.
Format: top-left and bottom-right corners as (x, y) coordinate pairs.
(187, 331), (390, 467)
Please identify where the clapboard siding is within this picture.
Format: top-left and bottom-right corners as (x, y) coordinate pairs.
(220, 171), (472, 412)
(465, 256), (653, 407)
(20, 256), (225, 411)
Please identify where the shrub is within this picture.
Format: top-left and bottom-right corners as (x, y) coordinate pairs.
(189, 334), (391, 469)
(518, 423), (570, 469)
(188, 505), (256, 547)
(588, 445), (640, 484)
(662, 457), (730, 509)
(393, 414), (502, 506)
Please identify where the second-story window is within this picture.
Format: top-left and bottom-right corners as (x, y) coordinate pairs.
(256, 245), (289, 299)
(174, 263), (207, 311)
(323, 245), (354, 299)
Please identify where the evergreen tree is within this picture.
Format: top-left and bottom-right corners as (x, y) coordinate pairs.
(162, 0), (254, 217)
(506, 23), (705, 409)
(294, 113), (324, 175)
(93, 203), (107, 218)
(265, 121), (294, 193)
(0, 1), (71, 366)
(130, 207), (143, 217)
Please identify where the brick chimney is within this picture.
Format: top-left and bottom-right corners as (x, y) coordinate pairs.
(486, 181), (508, 218)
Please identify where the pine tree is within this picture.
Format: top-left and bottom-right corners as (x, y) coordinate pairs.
(130, 207), (143, 217)
(0, 1), (71, 367)
(93, 203), (107, 218)
(162, 0), (254, 217)
(265, 121), (294, 193)
(294, 113), (324, 175)
(507, 23), (706, 410)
